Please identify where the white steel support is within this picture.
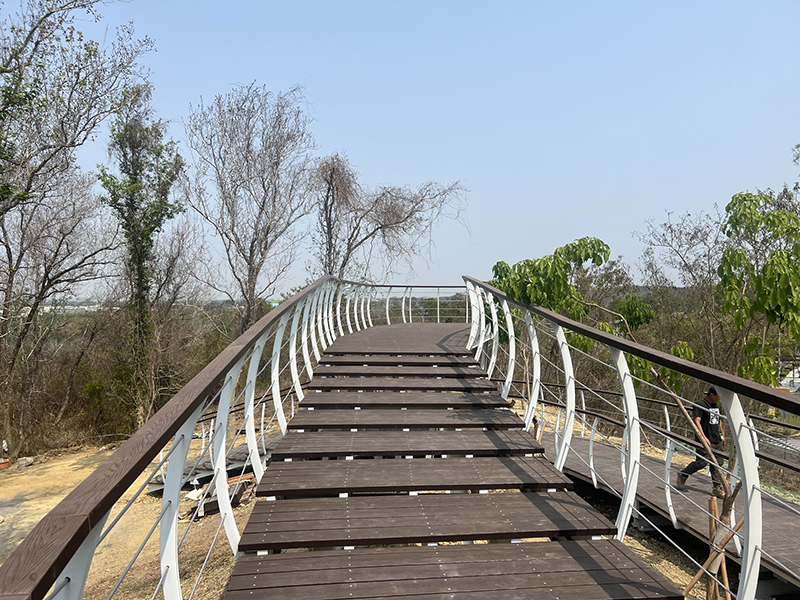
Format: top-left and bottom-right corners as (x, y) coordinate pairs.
(589, 416), (599, 488)
(486, 293), (499, 377)
(366, 288), (374, 327)
(437, 287), (440, 323)
(289, 302), (305, 403)
(385, 286), (392, 325)
(213, 353), (248, 554)
(308, 288), (321, 361)
(465, 280), (480, 350)
(402, 287), (409, 323)
(160, 404), (204, 600)
(271, 312), (291, 435)
(353, 288), (362, 331)
(319, 283), (332, 347)
(552, 323), (575, 473)
(522, 311), (541, 431)
(608, 347), (640, 541)
(335, 284), (345, 336)
(361, 287), (369, 329)
(243, 330), (270, 483)
(316, 284), (329, 349)
(718, 387), (762, 600)
(662, 405), (679, 529)
(326, 283), (337, 344)
(500, 299), (515, 399)
(300, 294), (315, 379)
(474, 286), (487, 363)
(344, 285), (353, 333)
(51, 510), (111, 600)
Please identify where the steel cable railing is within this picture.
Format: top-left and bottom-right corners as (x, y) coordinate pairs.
(0, 277), (468, 600)
(465, 276), (800, 599)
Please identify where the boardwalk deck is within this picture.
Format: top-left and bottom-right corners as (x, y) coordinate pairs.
(307, 377), (497, 392)
(230, 323), (681, 600)
(320, 354), (479, 366)
(240, 492), (617, 551)
(286, 408), (523, 430)
(313, 364), (487, 378)
(256, 456), (573, 497)
(271, 430), (543, 459)
(227, 541), (682, 600)
(301, 391), (511, 410)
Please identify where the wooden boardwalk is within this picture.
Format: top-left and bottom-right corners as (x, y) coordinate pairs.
(226, 324), (681, 600)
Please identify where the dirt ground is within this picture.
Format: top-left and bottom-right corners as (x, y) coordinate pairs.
(1, 444), (718, 599)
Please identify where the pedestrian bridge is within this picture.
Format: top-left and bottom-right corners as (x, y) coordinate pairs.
(1, 277), (799, 600)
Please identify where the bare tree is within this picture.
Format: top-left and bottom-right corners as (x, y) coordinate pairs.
(310, 153), (466, 281)
(0, 169), (115, 456)
(184, 83), (315, 334)
(0, 1), (151, 217)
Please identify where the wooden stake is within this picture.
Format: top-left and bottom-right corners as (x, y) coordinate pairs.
(684, 516), (745, 597)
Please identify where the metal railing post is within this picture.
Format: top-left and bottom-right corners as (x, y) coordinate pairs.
(160, 404), (204, 600)
(288, 301), (305, 403)
(50, 511), (111, 600)
(213, 353), (248, 554)
(718, 387), (762, 599)
(486, 292), (499, 377)
(243, 329), (271, 483)
(385, 286), (392, 325)
(500, 299), (515, 399)
(300, 294), (315, 379)
(271, 312), (291, 435)
(608, 347), (640, 541)
(552, 323), (575, 473)
(465, 280), (480, 350)
(522, 311), (541, 432)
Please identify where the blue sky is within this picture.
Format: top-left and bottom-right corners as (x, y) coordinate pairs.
(78, 1), (800, 290)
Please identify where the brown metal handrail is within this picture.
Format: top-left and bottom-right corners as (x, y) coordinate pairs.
(0, 276), (333, 600)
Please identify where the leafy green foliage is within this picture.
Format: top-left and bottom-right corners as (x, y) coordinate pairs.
(98, 85), (184, 340)
(614, 294), (655, 332)
(718, 190), (800, 385)
(490, 237), (610, 320)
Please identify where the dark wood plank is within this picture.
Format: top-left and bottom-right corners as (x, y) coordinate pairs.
(227, 540), (681, 599)
(287, 408), (523, 430)
(324, 323), (471, 355)
(314, 365), (487, 378)
(301, 391), (511, 410)
(320, 355), (479, 367)
(307, 377), (497, 392)
(271, 430), (544, 460)
(256, 456), (573, 497)
(239, 492), (616, 551)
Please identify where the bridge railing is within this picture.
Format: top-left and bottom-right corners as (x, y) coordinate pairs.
(465, 276), (800, 600)
(0, 278), (468, 600)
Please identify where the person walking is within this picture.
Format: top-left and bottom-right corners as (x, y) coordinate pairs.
(676, 387), (726, 497)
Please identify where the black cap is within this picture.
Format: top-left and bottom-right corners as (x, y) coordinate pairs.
(707, 386), (718, 396)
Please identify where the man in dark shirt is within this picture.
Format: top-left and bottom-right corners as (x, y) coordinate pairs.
(676, 387), (726, 497)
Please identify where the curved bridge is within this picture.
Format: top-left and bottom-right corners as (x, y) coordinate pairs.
(0, 277), (798, 600)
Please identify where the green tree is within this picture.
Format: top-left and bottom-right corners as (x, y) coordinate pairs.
(98, 85), (184, 426)
(718, 188), (800, 385)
